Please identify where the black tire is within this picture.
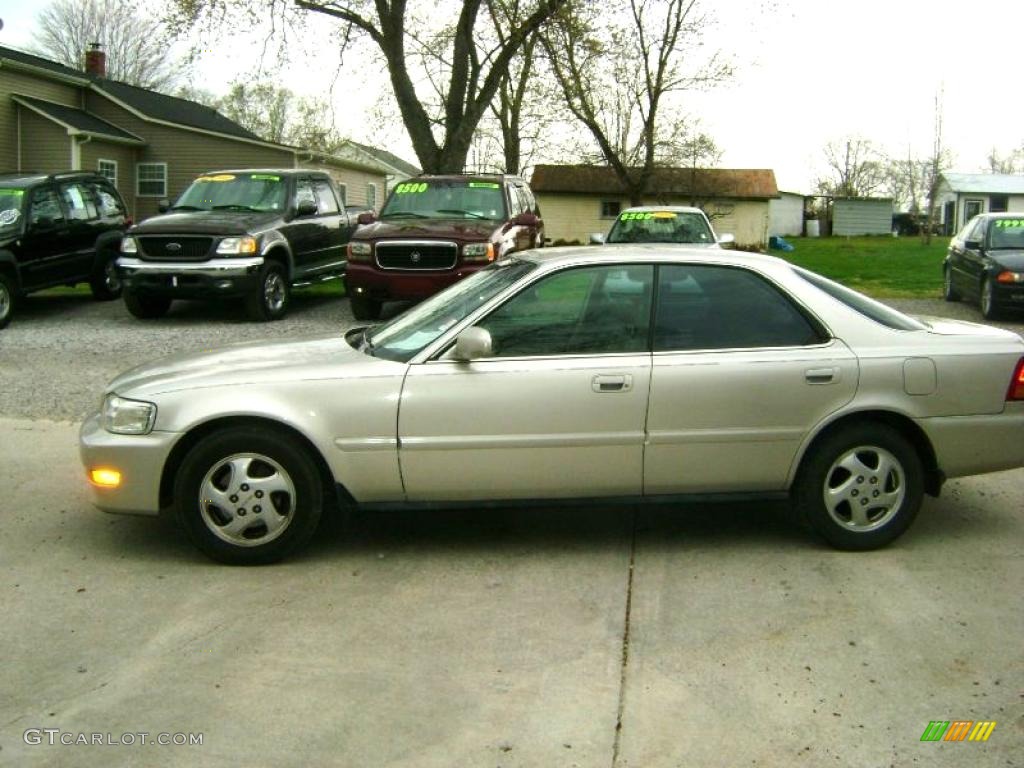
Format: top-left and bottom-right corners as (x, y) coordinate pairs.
(246, 261), (290, 321)
(942, 265), (960, 302)
(792, 423), (923, 551)
(124, 291), (171, 319)
(89, 249), (123, 301)
(174, 426), (324, 565)
(0, 271), (16, 330)
(350, 292), (381, 321)
(980, 277), (1000, 320)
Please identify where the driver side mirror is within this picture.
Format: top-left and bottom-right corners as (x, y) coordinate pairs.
(512, 212), (539, 227)
(717, 233), (735, 246)
(964, 239), (981, 250)
(589, 232), (606, 244)
(295, 199), (318, 218)
(157, 199), (170, 213)
(357, 211), (377, 226)
(453, 327), (493, 361)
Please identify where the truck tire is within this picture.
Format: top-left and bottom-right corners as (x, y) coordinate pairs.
(246, 261), (290, 321)
(350, 293), (382, 321)
(125, 291), (172, 319)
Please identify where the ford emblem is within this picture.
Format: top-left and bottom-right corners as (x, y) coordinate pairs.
(166, 242), (182, 252)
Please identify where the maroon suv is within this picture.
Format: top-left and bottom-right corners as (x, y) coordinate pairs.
(345, 174), (543, 319)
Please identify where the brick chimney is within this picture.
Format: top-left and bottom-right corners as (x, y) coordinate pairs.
(84, 42), (106, 77)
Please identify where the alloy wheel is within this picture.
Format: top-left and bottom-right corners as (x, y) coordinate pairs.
(822, 445), (906, 532)
(198, 453), (296, 547)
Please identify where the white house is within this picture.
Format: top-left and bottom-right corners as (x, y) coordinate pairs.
(936, 173), (1024, 234)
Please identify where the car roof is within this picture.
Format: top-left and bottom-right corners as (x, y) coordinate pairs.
(200, 169), (311, 176)
(977, 212), (1024, 219)
(619, 205), (708, 215)
(413, 174), (524, 183)
(0, 171), (108, 187)
(519, 244), (789, 271)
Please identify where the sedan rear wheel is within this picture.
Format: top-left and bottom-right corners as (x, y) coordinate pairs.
(794, 423), (923, 550)
(174, 427), (323, 564)
(980, 277), (1000, 320)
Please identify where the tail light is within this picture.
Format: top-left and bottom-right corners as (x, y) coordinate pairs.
(1007, 357), (1024, 401)
(124, 217), (134, 227)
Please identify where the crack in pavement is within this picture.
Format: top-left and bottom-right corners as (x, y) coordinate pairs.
(611, 507), (638, 768)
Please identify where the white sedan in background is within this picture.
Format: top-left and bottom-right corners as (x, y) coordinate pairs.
(81, 246), (1024, 564)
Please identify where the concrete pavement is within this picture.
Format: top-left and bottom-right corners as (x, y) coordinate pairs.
(0, 417), (1021, 767)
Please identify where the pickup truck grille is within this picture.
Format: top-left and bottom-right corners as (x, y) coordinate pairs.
(376, 241), (458, 270)
(137, 236), (215, 261)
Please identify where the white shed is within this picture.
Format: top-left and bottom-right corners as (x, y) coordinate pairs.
(832, 198), (893, 236)
(769, 192), (805, 236)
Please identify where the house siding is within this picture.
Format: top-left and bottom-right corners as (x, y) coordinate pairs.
(84, 91), (293, 220)
(18, 107), (70, 172)
(536, 193), (771, 247)
(0, 68), (80, 170)
(295, 160), (386, 208)
(80, 139), (138, 212)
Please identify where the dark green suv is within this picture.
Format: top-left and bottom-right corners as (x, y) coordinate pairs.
(0, 171), (128, 329)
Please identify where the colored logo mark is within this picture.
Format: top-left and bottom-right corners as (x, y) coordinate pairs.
(920, 720), (996, 742)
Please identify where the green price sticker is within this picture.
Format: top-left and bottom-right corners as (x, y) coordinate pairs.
(395, 182), (429, 194)
(995, 219), (1024, 228)
(0, 189), (25, 197)
(620, 211), (654, 221)
(468, 182), (500, 189)
(250, 174), (280, 181)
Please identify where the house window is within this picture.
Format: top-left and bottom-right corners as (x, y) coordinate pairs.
(990, 194), (1008, 213)
(367, 183), (377, 210)
(137, 163), (167, 197)
(601, 201), (622, 219)
(964, 198), (984, 224)
(97, 159), (118, 187)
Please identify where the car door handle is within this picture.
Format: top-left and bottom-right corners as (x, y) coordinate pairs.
(592, 374), (632, 393)
(805, 367), (839, 384)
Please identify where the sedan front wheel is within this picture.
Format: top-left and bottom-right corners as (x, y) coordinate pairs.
(793, 423), (923, 550)
(174, 427), (323, 564)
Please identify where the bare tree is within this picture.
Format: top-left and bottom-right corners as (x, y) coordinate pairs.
(815, 138), (886, 198)
(541, 0), (732, 205)
(169, 0), (568, 173)
(34, 0), (181, 90)
(922, 91), (951, 245)
(985, 145), (1024, 174)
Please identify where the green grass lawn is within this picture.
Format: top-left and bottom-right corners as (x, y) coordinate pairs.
(770, 235), (947, 298)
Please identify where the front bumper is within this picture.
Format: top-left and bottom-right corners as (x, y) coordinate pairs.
(345, 262), (485, 301)
(990, 280), (1024, 311)
(79, 413), (180, 516)
(118, 256), (264, 299)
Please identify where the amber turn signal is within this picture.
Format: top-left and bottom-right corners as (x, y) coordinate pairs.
(89, 468), (122, 488)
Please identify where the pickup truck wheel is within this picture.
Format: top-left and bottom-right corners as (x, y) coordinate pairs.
(0, 272), (15, 330)
(174, 426), (323, 565)
(89, 250), (123, 300)
(124, 291), (171, 319)
(350, 293), (381, 321)
(793, 423), (923, 551)
(246, 261), (290, 321)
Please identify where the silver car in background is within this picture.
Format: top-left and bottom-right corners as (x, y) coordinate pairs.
(80, 246), (1024, 564)
(589, 205), (734, 246)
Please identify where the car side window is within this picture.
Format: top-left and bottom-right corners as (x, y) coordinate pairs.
(60, 183), (99, 221)
(86, 182), (126, 218)
(967, 218), (986, 243)
(294, 179), (316, 211)
(654, 265), (825, 351)
(478, 265), (653, 357)
(29, 187), (66, 228)
(313, 180), (339, 214)
(507, 184), (524, 216)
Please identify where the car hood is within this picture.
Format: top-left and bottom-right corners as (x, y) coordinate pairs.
(355, 218), (501, 242)
(130, 210), (281, 236)
(988, 250), (1024, 270)
(106, 334), (378, 398)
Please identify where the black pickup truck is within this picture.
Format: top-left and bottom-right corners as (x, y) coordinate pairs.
(118, 169), (353, 321)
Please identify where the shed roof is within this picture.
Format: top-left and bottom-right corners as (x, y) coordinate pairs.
(12, 95), (144, 144)
(942, 173), (1024, 195)
(530, 164), (779, 199)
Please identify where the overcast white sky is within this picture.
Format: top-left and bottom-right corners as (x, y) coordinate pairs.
(1, 0), (1022, 192)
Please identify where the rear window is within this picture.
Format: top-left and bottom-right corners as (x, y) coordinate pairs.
(793, 267), (927, 331)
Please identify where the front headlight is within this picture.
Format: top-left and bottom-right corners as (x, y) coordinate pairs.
(347, 241), (371, 262)
(120, 236), (137, 254)
(216, 236), (258, 255)
(463, 242), (494, 262)
(101, 394), (157, 435)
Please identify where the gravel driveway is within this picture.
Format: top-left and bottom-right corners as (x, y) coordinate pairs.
(0, 290), (1022, 423)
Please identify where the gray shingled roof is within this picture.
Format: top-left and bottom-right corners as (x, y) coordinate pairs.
(12, 95), (144, 143)
(347, 140), (421, 176)
(942, 173), (1024, 195)
(0, 45), (87, 81)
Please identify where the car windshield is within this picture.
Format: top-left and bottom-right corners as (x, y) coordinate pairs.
(0, 187), (25, 231)
(792, 266), (927, 331)
(173, 173), (286, 212)
(365, 258), (537, 362)
(607, 210), (714, 244)
(380, 180), (507, 221)
(989, 219), (1024, 249)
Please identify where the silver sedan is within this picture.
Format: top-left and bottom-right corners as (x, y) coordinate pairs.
(80, 246), (1024, 564)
